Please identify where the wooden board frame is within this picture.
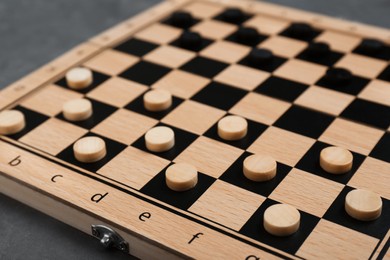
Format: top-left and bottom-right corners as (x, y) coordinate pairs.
(1, 0), (389, 259)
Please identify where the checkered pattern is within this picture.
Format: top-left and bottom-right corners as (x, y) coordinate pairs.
(9, 2), (390, 257)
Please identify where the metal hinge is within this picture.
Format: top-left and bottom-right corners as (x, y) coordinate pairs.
(91, 225), (129, 253)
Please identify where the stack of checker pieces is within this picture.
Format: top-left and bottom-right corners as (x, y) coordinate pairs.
(2, 1), (390, 258)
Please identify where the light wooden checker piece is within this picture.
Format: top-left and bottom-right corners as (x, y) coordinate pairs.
(0, 1), (390, 259)
(0, 110), (25, 135)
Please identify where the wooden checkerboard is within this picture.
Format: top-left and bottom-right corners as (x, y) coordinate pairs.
(0, 0), (389, 259)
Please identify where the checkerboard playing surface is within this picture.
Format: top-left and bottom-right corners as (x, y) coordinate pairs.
(1, 0), (389, 259)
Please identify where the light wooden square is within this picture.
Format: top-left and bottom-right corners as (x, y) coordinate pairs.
(270, 169), (344, 217)
(230, 92), (291, 125)
(144, 45), (196, 68)
(191, 20), (237, 40)
(314, 31), (361, 52)
(244, 15), (289, 35)
(84, 49), (139, 75)
(152, 70), (210, 99)
(348, 157), (390, 199)
(259, 36), (307, 58)
(189, 180), (265, 231)
(22, 85), (82, 116)
(274, 59), (327, 85)
(294, 86), (355, 116)
(175, 136), (243, 178)
(162, 100), (225, 135)
(335, 53), (387, 78)
(98, 146), (170, 190)
(319, 118), (384, 155)
(214, 64), (269, 91)
(135, 23), (182, 44)
(92, 109), (157, 145)
(87, 77), (147, 107)
(358, 79), (390, 106)
(298, 219), (379, 259)
(248, 126), (315, 167)
(182, 2), (224, 19)
(200, 41), (250, 63)
(19, 118), (87, 156)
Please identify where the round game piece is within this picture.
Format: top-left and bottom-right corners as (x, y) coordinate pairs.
(143, 89), (172, 112)
(359, 38), (384, 55)
(66, 67), (93, 90)
(170, 11), (194, 28)
(345, 189), (382, 221)
(165, 163), (198, 192)
(217, 115), (248, 141)
(325, 67), (353, 84)
(263, 204), (300, 237)
(288, 22), (314, 38)
(307, 42), (330, 57)
(243, 154), (277, 182)
(179, 31), (202, 49)
(62, 98), (93, 122)
(320, 146), (353, 174)
(0, 110), (25, 135)
(222, 8), (245, 24)
(73, 136), (106, 163)
(145, 126), (175, 152)
(237, 27), (259, 44)
(248, 48), (273, 66)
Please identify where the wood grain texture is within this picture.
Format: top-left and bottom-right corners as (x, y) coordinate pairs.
(319, 118), (384, 155)
(297, 219), (379, 259)
(0, 140), (287, 260)
(269, 169), (344, 217)
(248, 126), (315, 166)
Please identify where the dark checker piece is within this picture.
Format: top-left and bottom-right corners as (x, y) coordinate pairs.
(171, 31), (212, 52)
(179, 31), (202, 48)
(191, 82), (247, 110)
(296, 42), (343, 66)
(214, 8), (251, 24)
(114, 38), (158, 57)
(240, 199), (320, 254)
(340, 98), (390, 129)
(324, 67), (353, 84)
(324, 186), (390, 239)
(6, 106), (49, 140)
(180, 56), (228, 78)
(226, 27), (267, 47)
(353, 38), (390, 61)
(163, 11), (199, 29)
(140, 164), (215, 210)
(274, 105), (334, 139)
(57, 132), (127, 173)
(220, 152), (292, 197)
(280, 22), (321, 42)
(296, 141), (365, 184)
(254, 76), (308, 102)
(248, 48), (273, 66)
(119, 61), (171, 86)
(239, 48), (287, 72)
(370, 132), (390, 163)
(316, 68), (369, 95)
(56, 69), (110, 94)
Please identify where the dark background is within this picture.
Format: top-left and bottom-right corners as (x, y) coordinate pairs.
(0, 1), (388, 259)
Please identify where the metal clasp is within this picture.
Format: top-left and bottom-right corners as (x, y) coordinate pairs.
(91, 225), (129, 253)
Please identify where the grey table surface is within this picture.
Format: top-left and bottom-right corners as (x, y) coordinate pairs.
(0, 1), (388, 259)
